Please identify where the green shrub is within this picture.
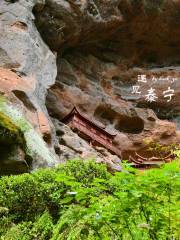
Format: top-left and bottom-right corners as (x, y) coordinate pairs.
(55, 159), (111, 186)
(0, 174), (46, 221)
(0, 158), (179, 239)
(29, 211), (54, 240)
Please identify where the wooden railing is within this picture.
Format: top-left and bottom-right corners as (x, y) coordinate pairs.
(73, 120), (122, 157)
(129, 152), (175, 168)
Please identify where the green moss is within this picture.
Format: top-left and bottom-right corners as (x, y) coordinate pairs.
(0, 95), (56, 169)
(0, 101), (25, 146)
(0, 112), (24, 150)
(0, 95), (6, 103)
(0, 112), (19, 134)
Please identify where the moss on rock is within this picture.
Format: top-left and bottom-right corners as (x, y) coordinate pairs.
(0, 95), (57, 174)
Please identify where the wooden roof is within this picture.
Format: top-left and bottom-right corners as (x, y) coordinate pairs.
(129, 152), (174, 168)
(61, 107), (117, 138)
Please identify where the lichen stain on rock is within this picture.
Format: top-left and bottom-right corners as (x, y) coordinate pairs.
(0, 96), (57, 174)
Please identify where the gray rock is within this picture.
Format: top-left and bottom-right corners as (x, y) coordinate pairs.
(53, 119), (122, 172)
(0, 0), (58, 173)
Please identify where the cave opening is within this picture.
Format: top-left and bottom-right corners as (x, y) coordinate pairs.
(94, 106), (116, 125)
(94, 105), (144, 134)
(136, 102), (180, 129)
(115, 116), (144, 134)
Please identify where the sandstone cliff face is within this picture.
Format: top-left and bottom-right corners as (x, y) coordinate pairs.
(0, 0), (180, 173)
(0, 0), (58, 173)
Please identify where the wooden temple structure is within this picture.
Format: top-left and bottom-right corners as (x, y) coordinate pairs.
(61, 107), (174, 169)
(61, 107), (122, 157)
(129, 152), (175, 169)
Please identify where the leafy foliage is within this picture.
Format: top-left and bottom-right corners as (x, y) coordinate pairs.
(0, 159), (179, 239)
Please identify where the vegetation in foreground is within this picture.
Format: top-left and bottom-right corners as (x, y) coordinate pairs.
(0, 157), (179, 240)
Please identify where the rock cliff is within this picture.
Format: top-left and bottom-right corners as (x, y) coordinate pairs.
(0, 0), (180, 173)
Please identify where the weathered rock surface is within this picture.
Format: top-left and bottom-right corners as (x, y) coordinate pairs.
(0, 93), (58, 174)
(53, 119), (122, 172)
(0, 0), (180, 173)
(0, 0), (58, 173)
(43, 0), (180, 159)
